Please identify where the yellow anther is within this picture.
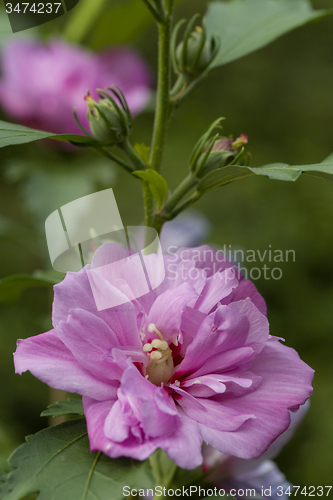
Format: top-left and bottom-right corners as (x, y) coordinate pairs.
(159, 341), (169, 351)
(143, 343), (153, 352)
(151, 339), (163, 349)
(150, 351), (163, 361)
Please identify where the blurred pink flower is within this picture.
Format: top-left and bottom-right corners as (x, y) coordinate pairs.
(0, 39), (152, 134)
(14, 244), (313, 469)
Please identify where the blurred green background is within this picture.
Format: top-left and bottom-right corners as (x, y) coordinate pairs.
(0, 0), (332, 489)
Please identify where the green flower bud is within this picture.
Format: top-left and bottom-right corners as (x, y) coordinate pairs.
(85, 90), (131, 145)
(196, 138), (236, 177)
(194, 134), (249, 178)
(174, 24), (219, 77)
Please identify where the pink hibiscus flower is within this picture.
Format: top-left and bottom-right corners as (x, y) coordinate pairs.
(0, 39), (152, 134)
(14, 244), (314, 469)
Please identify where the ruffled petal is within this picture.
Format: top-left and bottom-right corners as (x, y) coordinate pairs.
(182, 372), (262, 398)
(175, 305), (251, 378)
(158, 412), (203, 470)
(222, 279), (267, 316)
(198, 339), (314, 459)
(147, 283), (198, 341)
(14, 330), (118, 400)
(53, 267), (141, 347)
(194, 268), (239, 314)
(174, 394), (256, 432)
(57, 309), (123, 382)
(227, 298), (269, 354)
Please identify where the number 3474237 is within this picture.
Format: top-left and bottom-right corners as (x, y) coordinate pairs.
(277, 486), (332, 497)
(5, 3), (62, 14)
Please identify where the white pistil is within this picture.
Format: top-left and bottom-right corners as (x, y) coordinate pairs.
(147, 323), (164, 341)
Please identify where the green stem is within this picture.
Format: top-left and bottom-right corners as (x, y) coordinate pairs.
(120, 138), (146, 170)
(149, 3), (174, 173)
(167, 190), (202, 219)
(163, 173), (198, 214)
(141, 0), (164, 22)
(167, 191), (202, 220)
(94, 147), (135, 174)
(167, 190), (202, 220)
(142, 181), (154, 228)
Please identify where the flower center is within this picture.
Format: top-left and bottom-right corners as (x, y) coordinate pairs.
(143, 324), (174, 386)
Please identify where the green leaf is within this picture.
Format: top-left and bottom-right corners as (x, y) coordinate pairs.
(150, 449), (177, 488)
(197, 153), (333, 194)
(134, 143), (150, 166)
(32, 269), (66, 284)
(133, 169), (168, 209)
(0, 120), (97, 149)
(204, 0), (330, 68)
(0, 275), (60, 305)
(41, 398), (84, 418)
(0, 419), (154, 500)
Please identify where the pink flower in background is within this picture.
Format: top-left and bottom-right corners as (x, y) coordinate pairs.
(0, 39), (152, 134)
(14, 245), (314, 469)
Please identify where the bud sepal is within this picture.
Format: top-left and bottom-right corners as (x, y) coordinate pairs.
(190, 119), (249, 178)
(172, 15), (220, 79)
(85, 86), (132, 145)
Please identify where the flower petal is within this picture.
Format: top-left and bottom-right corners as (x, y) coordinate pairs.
(57, 309), (123, 382)
(199, 339), (314, 459)
(183, 372), (262, 398)
(195, 268), (239, 314)
(83, 396), (158, 461)
(222, 278), (267, 316)
(53, 267), (141, 347)
(175, 395), (256, 432)
(227, 298), (269, 354)
(158, 412), (203, 470)
(147, 282), (198, 341)
(175, 305), (251, 378)
(14, 330), (117, 400)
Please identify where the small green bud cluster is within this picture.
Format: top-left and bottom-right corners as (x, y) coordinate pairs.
(85, 86), (132, 145)
(172, 15), (220, 78)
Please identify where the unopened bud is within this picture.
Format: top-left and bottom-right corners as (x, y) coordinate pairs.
(174, 19), (219, 78)
(194, 134), (248, 178)
(85, 90), (131, 144)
